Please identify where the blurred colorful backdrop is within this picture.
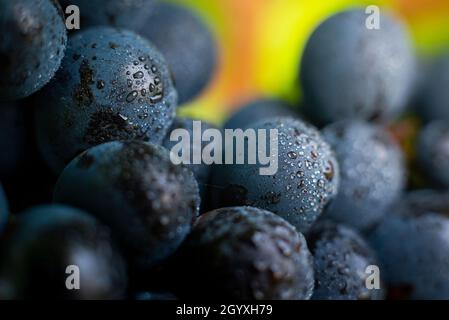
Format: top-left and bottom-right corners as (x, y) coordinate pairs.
(167, 0), (449, 124)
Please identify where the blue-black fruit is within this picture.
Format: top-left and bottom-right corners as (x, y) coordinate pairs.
(162, 117), (217, 200)
(137, 3), (217, 104)
(54, 141), (200, 271)
(0, 205), (127, 299)
(35, 27), (177, 174)
(416, 55), (449, 122)
(322, 121), (405, 231)
(58, 0), (155, 30)
(210, 116), (339, 233)
(172, 206), (314, 300)
(369, 190), (449, 299)
(417, 121), (449, 188)
(308, 221), (384, 300)
(300, 9), (415, 125)
(0, 0), (67, 101)
(223, 98), (299, 130)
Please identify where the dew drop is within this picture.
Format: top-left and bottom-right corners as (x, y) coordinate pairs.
(133, 71), (144, 79)
(324, 161), (335, 181)
(296, 170), (304, 178)
(96, 80), (105, 90)
(287, 151), (298, 159)
(126, 91), (138, 102)
(116, 92), (125, 102)
(138, 112), (148, 120)
(150, 94), (163, 104)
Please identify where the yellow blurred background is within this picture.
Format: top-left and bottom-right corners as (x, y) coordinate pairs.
(167, 0), (449, 125)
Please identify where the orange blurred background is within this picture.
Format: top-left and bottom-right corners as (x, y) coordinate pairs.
(168, 0), (449, 124)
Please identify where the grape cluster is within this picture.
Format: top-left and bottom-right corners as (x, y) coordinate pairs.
(0, 2), (448, 300)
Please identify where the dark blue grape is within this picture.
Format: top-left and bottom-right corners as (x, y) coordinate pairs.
(416, 55), (449, 122)
(417, 121), (449, 188)
(322, 121), (405, 231)
(308, 221), (384, 300)
(0, 0), (67, 101)
(300, 9), (415, 125)
(137, 2), (217, 104)
(0, 205), (127, 299)
(58, 0), (155, 30)
(35, 27), (177, 174)
(210, 116), (339, 233)
(172, 206), (314, 300)
(369, 190), (449, 299)
(54, 141), (200, 271)
(162, 117), (217, 200)
(0, 183), (8, 233)
(223, 98), (299, 130)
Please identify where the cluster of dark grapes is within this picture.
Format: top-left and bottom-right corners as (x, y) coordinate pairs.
(1, 0), (449, 300)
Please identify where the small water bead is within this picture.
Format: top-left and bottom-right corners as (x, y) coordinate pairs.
(150, 94), (163, 104)
(138, 112), (149, 120)
(126, 91), (138, 102)
(287, 151), (297, 159)
(96, 80), (105, 89)
(133, 71), (144, 79)
(116, 92), (125, 102)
